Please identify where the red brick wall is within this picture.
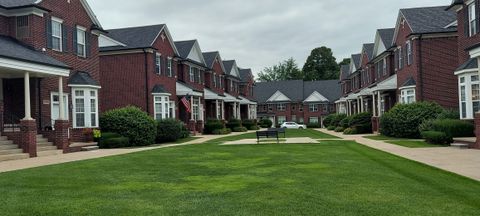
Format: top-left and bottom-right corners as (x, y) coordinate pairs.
(457, 6), (480, 64)
(210, 57), (225, 95)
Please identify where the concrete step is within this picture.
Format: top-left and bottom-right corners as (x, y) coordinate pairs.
(37, 142), (54, 147)
(0, 136), (8, 141)
(81, 146), (99, 151)
(37, 150), (62, 157)
(0, 144), (18, 150)
(37, 146), (58, 151)
(0, 140), (13, 145)
(451, 143), (470, 149)
(36, 134), (44, 138)
(0, 153), (29, 162)
(0, 148), (23, 156)
(37, 138), (48, 142)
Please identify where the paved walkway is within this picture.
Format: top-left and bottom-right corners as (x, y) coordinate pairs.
(0, 132), (249, 173)
(318, 129), (480, 181)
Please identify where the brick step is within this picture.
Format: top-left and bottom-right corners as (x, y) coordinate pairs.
(0, 140), (13, 145)
(81, 146), (99, 151)
(0, 153), (29, 162)
(37, 146), (58, 151)
(37, 150), (62, 157)
(0, 144), (18, 150)
(37, 142), (54, 147)
(451, 143), (470, 149)
(0, 149), (23, 156)
(37, 138), (48, 143)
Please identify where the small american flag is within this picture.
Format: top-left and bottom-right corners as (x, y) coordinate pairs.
(181, 96), (191, 113)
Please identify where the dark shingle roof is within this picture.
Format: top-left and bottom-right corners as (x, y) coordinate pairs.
(253, 80), (341, 103)
(223, 60), (236, 76)
(363, 43), (375, 60)
(101, 25), (165, 52)
(152, 85), (170, 94)
(174, 40), (196, 59)
(68, 71), (99, 86)
(202, 52), (218, 69)
(0, 0), (36, 8)
(378, 28), (395, 48)
(340, 65), (350, 80)
(352, 54), (361, 69)
(239, 68), (253, 82)
(0, 35), (69, 68)
(400, 6), (457, 34)
(455, 58), (478, 72)
(447, 0), (464, 10)
(401, 77), (417, 87)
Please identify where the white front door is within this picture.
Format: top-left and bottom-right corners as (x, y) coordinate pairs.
(51, 93), (69, 128)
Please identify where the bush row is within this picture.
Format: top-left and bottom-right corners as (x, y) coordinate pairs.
(204, 119), (260, 134)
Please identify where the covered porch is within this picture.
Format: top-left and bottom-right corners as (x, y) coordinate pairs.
(223, 93), (241, 121)
(204, 88), (225, 121)
(369, 75), (398, 132)
(176, 82), (205, 133)
(238, 96), (257, 120)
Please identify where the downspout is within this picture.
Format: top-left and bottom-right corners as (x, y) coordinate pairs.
(143, 49), (150, 114)
(418, 35), (424, 101)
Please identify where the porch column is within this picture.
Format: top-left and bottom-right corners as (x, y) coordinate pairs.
(23, 72), (32, 120)
(190, 96), (194, 121)
(372, 93), (377, 117)
(237, 103), (241, 120)
(55, 76), (69, 152)
(356, 98), (360, 114)
(377, 91), (382, 117)
(221, 101), (225, 120)
(247, 105), (251, 119)
(360, 96), (364, 113)
(58, 77), (65, 120)
(233, 103), (237, 119)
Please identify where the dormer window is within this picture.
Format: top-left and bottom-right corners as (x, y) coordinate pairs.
(16, 16), (29, 38)
(469, 2), (477, 37)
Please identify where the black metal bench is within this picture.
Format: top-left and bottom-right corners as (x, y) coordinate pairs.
(256, 130), (280, 144)
(268, 128), (286, 138)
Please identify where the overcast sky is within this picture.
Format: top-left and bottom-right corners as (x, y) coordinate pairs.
(88, 0), (452, 76)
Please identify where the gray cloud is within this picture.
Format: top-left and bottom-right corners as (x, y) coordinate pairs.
(88, 0), (452, 76)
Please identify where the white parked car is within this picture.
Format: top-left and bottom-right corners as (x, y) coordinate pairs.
(280, 122), (307, 129)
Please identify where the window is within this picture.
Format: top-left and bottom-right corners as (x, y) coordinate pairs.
(73, 89), (99, 128)
(268, 104), (273, 111)
(169, 101), (176, 119)
(277, 104), (286, 111)
(76, 27), (86, 57)
(16, 16), (29, 38)
(459, 74), (480, 119)
(322, 105), (328, 113)
(217, 102), (222, 119)
(406, 41), (412, 65)
(189, 67), (195, 82)
(213, 74), (217, 88)
(309, 104), (318, 112)
(154, 95), (170, 120)
(155, 53), (161, 75)
(230, 80), (234, 92)
(277, 116), (286, 124)
(469, 2), (477, 36)
(167, 58), (173, 77)
(309, 117), (319, 124)
(398, 47), (403, 69)
(400, 88), (416, 104)
(192, 98), (200, 121)
(292, 105), (296, 111)
(51, 18), (63, 51)
(383, 58), (387, 75)
(299, 105), (304, 112)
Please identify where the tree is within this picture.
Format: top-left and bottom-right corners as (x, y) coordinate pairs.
(257, 58), (303, 82)
(302, 47), (339, 81)
(338, 58), (351, 66)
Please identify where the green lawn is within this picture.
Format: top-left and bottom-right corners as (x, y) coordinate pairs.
(209, 129), (338, 144)
(386, 140), (447, 148)
(1, 141), (479, 215)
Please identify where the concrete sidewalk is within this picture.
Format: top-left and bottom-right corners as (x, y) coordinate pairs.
(319, 129), (480, 181)
(0, 132), (249, 173)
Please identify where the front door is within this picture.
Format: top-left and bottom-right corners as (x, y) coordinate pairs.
(51, 93), (69, 129)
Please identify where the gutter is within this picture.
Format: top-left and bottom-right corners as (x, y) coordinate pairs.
(143, 49), (150, 114)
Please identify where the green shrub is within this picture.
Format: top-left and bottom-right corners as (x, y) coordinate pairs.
(340, 116), (353, 128)
(430, 119), (474, 138)
(419, 119), (435, 133)
(349, 112), (372, 134)
(226, 119), (242, 130)
(156, 119), (188, 143)
(204, 119), (225, 134)
(100, 106), (157, 146)
(343, 127), (358, 135)
(242, 119), (257, 130)
(437, 109), (460, 120)
(259, 119), (273, 128)
(233, 127), (248, 132)
(249, 126), (260, 131)
(98, 132), (130, 149)
(421, 131), (453, 145)
(332, 114), (347, 127)
(323, 114), (335, 127)
(327, 126), (336, 130)
(213, 128), (232, 135)
(307, 123), (321, 128)
(380, 102), (444, 138)
(335, 127), (345, 132)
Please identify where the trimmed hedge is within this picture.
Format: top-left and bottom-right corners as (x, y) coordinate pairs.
(249, 126), (261, 131)
(380, 102), (444, 138)
(242, 119), (258, 130)
(204, 119), (225, 134)
(335, 127), (345, 132)
(100, 106), (157, 146)
(233, 127), (248, 132)
(307, 123), (321, 128)
(98, 132), (130, 149)
(340, 116), (353, 128)
(156, 119), (189, 143)
(430, 119), (474, 138)
(327, 126), (336, 131)
(259, 119), (273, 128)
(421, 131), (453, 145)
(324, 114), (348, 128)
(343, 127), (358, 135)
(226, 119), (242, 130)
(323, 115), (335, 127)
(213, 128), (232, 135)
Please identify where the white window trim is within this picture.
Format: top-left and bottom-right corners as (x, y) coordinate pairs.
(398, 46), (403, 69)
(167, 57), (173, 77)
(50, 92), (70, 126)
(400, 87), (416, 104)
(459, 73), (480, 119)
(51, 17), (63, 52)
(155, 53), (162, 75)
(406, 41), (412, 65)
(309, 104), (318, 112)
(189, 67), (195, 82)
(469, 2), (477, 37)
(153, 95), (170, 120)
(277, 104), (286, 111)
(76, 26), (87, 57)
(72, 88), (99, 128)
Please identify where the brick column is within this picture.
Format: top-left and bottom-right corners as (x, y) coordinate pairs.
(189, 120), (196, 135)
(474, 113), (480, 149)
(20, 120), (37, 157)
(54, 120), (69, 153)
(0, 100), (4, 134)
(196, 120), (204, 134)
(371, 117), (379, 133)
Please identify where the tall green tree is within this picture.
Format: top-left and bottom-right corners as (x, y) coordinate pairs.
(302, 47), (339, 81)
(338, 58), (351, 66)
(257, 58), (303, 82)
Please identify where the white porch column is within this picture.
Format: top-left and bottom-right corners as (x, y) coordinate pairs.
(356, 98), (360, 114)
(190, 96), (194, 121)
(377, 91), (382, 117)
(23, 72), (33, 120)
(372, 93), (377, 117)
(233, 103), (237, 119)
(238, 103), (241, 120)
(247, 105), (251, 119)
(221, 101), (225, 120)
(215, 100), (219, 120)
(360, 96), (364, 113)
(58, 77), (65, 120)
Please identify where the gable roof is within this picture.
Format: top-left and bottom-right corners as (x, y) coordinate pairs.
(239, 68), (253, 82)
(0, 0), (36, 8)
(174, 40), (206, 66)
(362, 43), (375, 61)
(401, 77), (417, 87)
(0, 35), (69, 69)
(340, 65), (350, 80)
(267, 90), (292, 102)
(223, 60), (241, 78)
(253, 80), (341, 103)
(202, 52), (218, 69)
(101, 24), (179, 55)
(397, 6), (457, 36)
(303, 80), (341, 102)
(378, 28), (395, 49)
(352, 54), (361, 69)
(68, 71), (99, 86)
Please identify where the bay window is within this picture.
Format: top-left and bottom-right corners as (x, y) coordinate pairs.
(73, 88), (99, 128)
(400, 88), (416, 104)
(189, 67), (195, 82)
(154, 95), (170, 120)
(459, 73), (480, 119)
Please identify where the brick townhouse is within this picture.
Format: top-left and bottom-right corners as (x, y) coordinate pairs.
(254, 80), (340, 127)
(238, 68), (257, 120)
(0, 0), (103, 159)
(202, 51), (227, 121)
(448, 0), (480, 148)
(337, 5), (459, 132)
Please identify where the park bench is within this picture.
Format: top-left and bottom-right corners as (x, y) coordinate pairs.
(268, 128), (286, 138)
(256, 130), (280, 144)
